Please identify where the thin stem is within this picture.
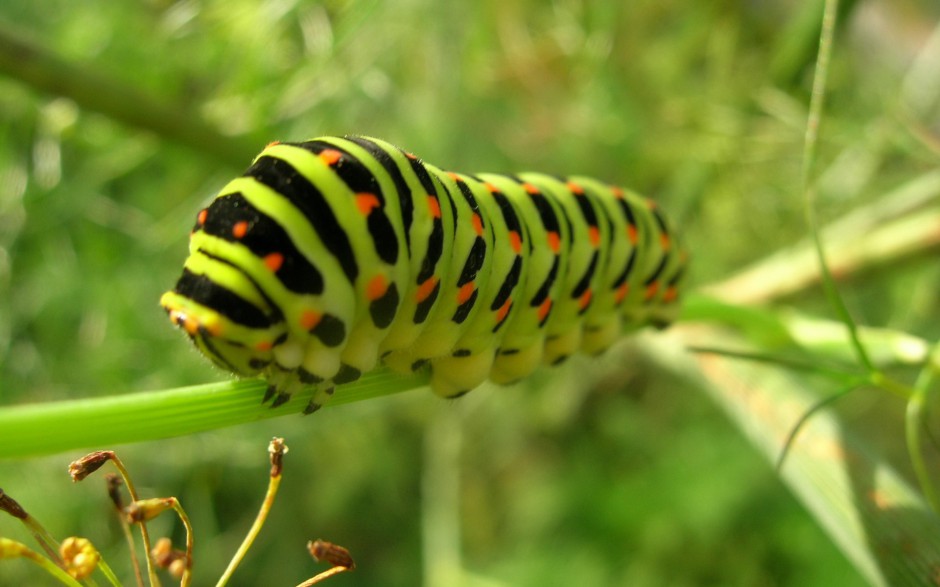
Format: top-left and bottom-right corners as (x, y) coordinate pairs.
(0, 489), (64, 567)
(0, 23), (262, 167)
(168, 500), (194, 587)
(214, 476), (282, 587)
(801, 0), (876, 374)
(776, 382), (862, 470)
(0, 538), (84, 587)
(108, 456), (160, 587)
(687, 345), (864, 381)
(92, 559), (122, 587)
(215, 439), (287, 587)
(294, 566), (352, 586)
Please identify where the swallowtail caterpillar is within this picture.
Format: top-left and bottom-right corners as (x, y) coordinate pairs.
(161, 136), (687, 413)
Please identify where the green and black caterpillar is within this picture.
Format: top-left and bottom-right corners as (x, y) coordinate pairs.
(161, 136), (687, 413)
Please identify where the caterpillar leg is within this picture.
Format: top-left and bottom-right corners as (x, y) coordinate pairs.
(429, 350), (496, 398)
(303, 385), (336, 414)
(542, 328), (582, 366)
(580, 318), (622, 355)
(489, 343), (543, 385)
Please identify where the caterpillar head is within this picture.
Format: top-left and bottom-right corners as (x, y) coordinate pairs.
(160, 266), (285, 377)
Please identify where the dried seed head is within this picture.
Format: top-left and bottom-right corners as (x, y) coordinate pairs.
(168, 557), (188, 579)
(125, 497), (175, 523)
(105, 474), (124, 510)
(152, 537), (188, 579)
(68, 451), (115, 482)
(268, 437), (288, 477)
(307, 539), (355, 569)
(151, 537), (173, 560)
(0, 489), (27, 519)
(60, 537), (100, 579)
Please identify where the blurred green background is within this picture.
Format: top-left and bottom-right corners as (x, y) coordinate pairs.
(1, 0), (938, 585)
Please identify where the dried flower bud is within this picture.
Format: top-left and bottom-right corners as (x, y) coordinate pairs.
(307, 539), (355, 569)
(125, 497), (175, 523)
(60, 537), (100, 579)
(68, 451), (115, 482)
(269, 437), (288, 477)
(0, 489), (27, 519)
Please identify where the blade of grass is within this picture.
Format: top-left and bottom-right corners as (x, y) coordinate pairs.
(649, 327), (940, 587)
(803, 0), (874, 374)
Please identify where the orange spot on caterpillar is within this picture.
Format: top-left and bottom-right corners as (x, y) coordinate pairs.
(255, 340), (273, 352)
(356, 193), (381, 216)
(300, 310), (322, 331)
(610, 185), (624, 198)
(232, 221), (249, 239)
(197, 209), (208, 226)
(484, 182), (499, 193)
(264, 253), (284, 272)
(405, 151), (418, 160)
(415, 277), (439, 303)
(644, 282), (660, 301)
(367, 274), (388, 301)
(663, 285), (678, 303)
(627, 224), (638, 244)
(522, 182), (539, 195)
(578, 289), (593, 310)
(319, 149), (343, 166)
(495, 298), (512, 324)
(427, 195), (441, 218)
(265, 140), (282, 149)
(181, 314), (199, 336)
(204, 320), (223, 337)
(547, 231), (561, 253)
(588, 226), (600, 247)
(567, 181), (585, 195)
(457, 282), (475, 305)
(537, 298), (553, 323)
(614, 283), (629, 304)
(508, 230), (522, 253)
(660, 233), (671, 251)
(471, 213), (484, 236)
(447, 171), (462, 182)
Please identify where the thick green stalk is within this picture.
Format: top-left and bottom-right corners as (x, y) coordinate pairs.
(0, 371), (427, 459)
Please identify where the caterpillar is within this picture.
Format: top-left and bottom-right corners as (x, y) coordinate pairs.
(160, 136), (687, 413)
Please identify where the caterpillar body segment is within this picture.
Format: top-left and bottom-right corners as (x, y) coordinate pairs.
(161, 136), (686, 410)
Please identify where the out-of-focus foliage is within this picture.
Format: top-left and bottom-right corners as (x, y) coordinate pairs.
(0, 0), (938, 585)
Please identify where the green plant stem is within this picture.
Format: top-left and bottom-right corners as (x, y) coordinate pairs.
(168, 499), (193, 587)
(92, 559), (121, 587)
(770, 0), (860, 88)
(0, 538), (84, 586)
(109, 455), (160, 587)
(0, 371), (427, 459)
(0, 23), (262, 167)
(1, 294), (930, 460)
(214, 468), (280, 587)
(801, 0), (876, 374)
